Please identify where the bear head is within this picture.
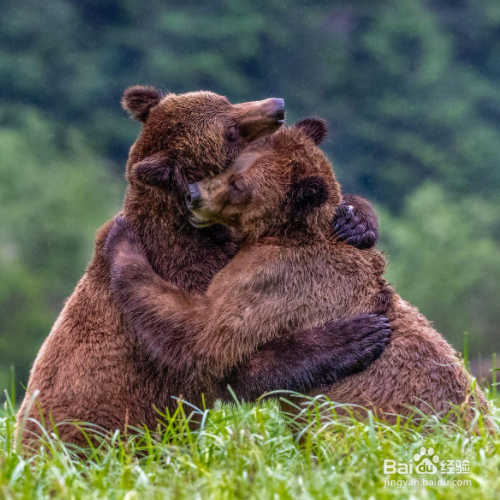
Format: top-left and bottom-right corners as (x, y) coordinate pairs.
(185, 118), (341, 242)
(122, 86), (286, 190)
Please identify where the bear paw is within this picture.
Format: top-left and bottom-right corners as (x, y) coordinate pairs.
(104, 215), (145, 266)
(332, 195), (378, 250)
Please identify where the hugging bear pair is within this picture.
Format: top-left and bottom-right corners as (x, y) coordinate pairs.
(18, 88), (487, 448)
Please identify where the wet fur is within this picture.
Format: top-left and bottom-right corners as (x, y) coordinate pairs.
(17, 90), (383, 446)
(105, 216), (390, 403)
(107, 123), (488, 424)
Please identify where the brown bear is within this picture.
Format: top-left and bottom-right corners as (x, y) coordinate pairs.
(17, 88), (386, 447)
(105, 117), (488, 423)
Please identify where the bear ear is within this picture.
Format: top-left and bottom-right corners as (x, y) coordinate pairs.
(288, 175), (330, 219)
(122, 86), (161, 123)
(294, 118), (328, 145)
(129, 152), (177, 188)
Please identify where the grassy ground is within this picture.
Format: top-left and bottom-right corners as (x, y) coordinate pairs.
(0, 390), (499, 500)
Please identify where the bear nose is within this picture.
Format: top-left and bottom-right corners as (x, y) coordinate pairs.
(186, 183), (202, 210)
(268, 98), (285, 122)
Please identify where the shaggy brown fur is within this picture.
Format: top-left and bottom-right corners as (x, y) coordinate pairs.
(105, 215), (390, 402)
(17, 89), (384, 447)
(106, 118), (488, 422)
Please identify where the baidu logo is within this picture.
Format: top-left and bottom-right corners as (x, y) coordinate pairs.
(384, 446), (469, 476)
(413, 447), (439, 474)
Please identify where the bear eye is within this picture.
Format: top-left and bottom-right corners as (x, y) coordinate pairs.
(229, 179), (250, 203)
(225, 123), (240, 143)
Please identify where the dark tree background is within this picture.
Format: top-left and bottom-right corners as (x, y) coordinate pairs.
(1, 0), (500, 396)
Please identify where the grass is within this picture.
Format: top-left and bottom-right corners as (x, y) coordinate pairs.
(1, 390), (499, 500)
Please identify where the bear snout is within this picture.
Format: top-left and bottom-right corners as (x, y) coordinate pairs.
(186, 183), (203, 210)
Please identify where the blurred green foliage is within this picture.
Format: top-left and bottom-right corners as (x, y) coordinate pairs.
(0, 110), (123, 391)
(378, 185), (500, 356)
(0, 0), (499, 395)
